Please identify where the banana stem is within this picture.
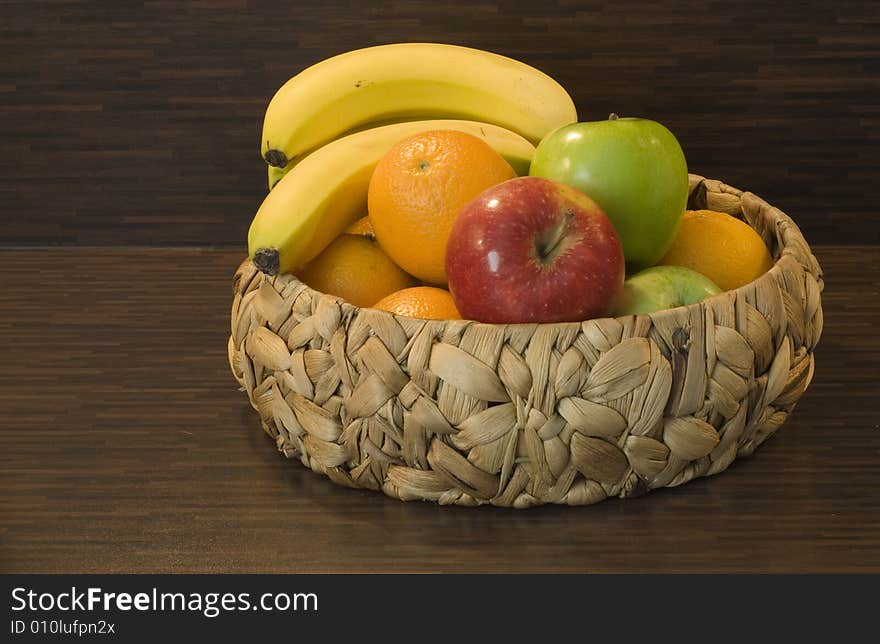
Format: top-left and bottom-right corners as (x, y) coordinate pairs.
(254, 248), (280, 275)
(265, 149), (288, 168)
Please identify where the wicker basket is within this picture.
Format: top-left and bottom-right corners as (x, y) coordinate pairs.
(228, 174), (824, 508)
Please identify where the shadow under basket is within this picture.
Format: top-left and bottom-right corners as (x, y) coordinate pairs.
(228, 174), (824, 508)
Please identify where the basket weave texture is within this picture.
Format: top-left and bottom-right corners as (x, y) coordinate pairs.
(228, 174), (824, 508)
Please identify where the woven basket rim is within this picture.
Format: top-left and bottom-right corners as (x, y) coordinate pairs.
(253, 173), (821, 329)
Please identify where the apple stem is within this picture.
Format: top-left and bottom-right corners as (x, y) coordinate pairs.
(536, 211), (574, 264)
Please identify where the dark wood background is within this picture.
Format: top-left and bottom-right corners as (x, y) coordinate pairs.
(1, 0), (878, 247)
(2, 1), (879, 574)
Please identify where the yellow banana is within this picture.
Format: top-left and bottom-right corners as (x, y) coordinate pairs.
(267, 115), (450, 191)
(260, 43), (576, 168)
(249, 119), (535, 275)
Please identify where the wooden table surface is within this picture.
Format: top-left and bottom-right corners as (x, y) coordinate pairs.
(1, 246), (877, 573)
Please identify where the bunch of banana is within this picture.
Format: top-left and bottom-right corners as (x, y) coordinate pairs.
(249, 43), (577, 275)
(260, 42), (577, 170)
(249, 119), (536, 275)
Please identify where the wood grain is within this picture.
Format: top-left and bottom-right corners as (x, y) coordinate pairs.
(1, 0), (878, 247)
(1, 246), (877, 573)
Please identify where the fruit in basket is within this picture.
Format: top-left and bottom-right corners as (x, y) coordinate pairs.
(658, 209), (774, 291)
(260, 42), (576, 168)
(296, 234), (415, 308)
(248, 119), (534, 276)
(373, 286), (462, 320)
(368, 130), (517, 285)
(529, 115), (688, 270)
(613, 265), (721, 316)
(445, 176), (625, 324)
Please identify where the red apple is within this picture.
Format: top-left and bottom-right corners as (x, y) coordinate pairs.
(446, 176), (625, 324)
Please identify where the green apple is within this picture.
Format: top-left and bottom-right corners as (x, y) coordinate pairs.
(529, 115), (688, 270)
(613, 266), (721, 316)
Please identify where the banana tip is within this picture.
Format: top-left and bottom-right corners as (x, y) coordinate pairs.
(253, 248), (280, 275)
(264, 149), (288, 168)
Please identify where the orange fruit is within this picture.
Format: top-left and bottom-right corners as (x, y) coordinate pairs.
(658, 209), (774, 291)
(296, 234), (416, 307)
(345, 216), (375, 238)
(373, 286), (462, 320)
(368, 129), (516, 285)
